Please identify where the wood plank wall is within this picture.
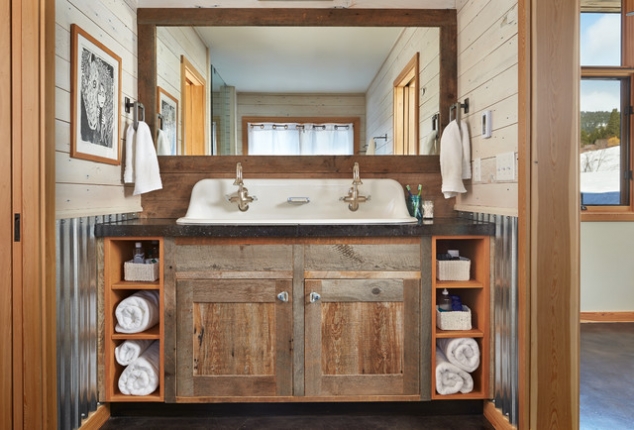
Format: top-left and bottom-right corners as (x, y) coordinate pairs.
(366, 28), (440, 155)
(141, 156), (455, 220)
(237, 93), (367, 155)
(455, 0), (519, 215)
(55, 0), (141, 218)
(157, 26), (208, 155)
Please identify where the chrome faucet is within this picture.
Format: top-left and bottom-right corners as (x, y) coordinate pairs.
(341, 162), (370, 211)
(228, 162), (255, 211)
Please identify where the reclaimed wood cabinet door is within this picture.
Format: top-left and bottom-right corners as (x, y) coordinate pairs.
(176, 278), (293, 397)
(304, 278), (421, 397)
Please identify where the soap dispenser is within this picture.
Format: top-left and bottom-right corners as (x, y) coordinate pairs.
(438, 288), (452, 311)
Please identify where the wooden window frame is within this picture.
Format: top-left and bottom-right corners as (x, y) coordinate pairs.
(580, 3), (634, 221)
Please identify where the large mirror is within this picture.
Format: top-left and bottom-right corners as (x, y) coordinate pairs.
(138, 9), (457, 157)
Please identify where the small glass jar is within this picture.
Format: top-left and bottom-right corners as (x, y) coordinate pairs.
(406, 195), (422, 221)
(422, 200), (434, 219)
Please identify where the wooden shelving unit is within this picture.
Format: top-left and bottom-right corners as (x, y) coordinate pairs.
(431, 235), (490, 400)
(104, 237), (164, 402)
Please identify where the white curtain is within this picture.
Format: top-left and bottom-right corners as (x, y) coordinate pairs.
(248, 122), (353, 155)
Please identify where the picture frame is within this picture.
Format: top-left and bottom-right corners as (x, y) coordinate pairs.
(157, 87), (179, 156)
(70, 24), (122, 165)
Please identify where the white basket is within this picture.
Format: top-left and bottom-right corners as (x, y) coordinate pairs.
(124, 261), (159, 282)
(436, 305), (472, 331)
(436, 257), (471, 281)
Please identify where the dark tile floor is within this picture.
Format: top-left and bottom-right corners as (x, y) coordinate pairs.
(580, 322), (634, 430)
(100, 323), (633, 430)
(101, 401), (495, 430)
(100, 414), (495, 430)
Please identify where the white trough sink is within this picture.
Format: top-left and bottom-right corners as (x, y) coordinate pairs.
(176, 178), (418, 225)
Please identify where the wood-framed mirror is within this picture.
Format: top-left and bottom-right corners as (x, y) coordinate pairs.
(137, 8), (456, 158)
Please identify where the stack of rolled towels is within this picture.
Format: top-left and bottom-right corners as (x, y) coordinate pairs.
(435, 337), (480, 395)
(114, 290), (160, 396)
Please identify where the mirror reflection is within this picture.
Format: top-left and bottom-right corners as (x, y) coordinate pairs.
(156, 26), (440, 156)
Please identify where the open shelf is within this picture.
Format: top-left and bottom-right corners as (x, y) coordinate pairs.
(112, 324), (161, 340)
(431, 235), (490, 400)
(112, 280), (160, 290)
(104, 237), (165, 403)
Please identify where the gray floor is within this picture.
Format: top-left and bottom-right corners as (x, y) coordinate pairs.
(580, 322), (634, 430)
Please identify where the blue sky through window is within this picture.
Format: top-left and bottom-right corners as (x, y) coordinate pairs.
(580, 13), (621, 112)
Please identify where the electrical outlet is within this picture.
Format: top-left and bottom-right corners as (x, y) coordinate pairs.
(472, 158), (481, 182)
(496, 152), (515, 181)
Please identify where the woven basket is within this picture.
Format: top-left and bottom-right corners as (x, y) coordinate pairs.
(436, 305), (472, 331)
(436, 257), (471, 281)
(124, 261), (159, 282)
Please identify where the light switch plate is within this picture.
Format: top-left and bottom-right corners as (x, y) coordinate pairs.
(496, 152), (515, 181)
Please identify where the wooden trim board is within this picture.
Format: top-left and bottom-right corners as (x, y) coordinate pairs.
(580, 312), (634, 322)
(483, 401), (516, 430)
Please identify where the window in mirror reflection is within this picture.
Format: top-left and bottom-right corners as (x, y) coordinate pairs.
(247, 122), (355, 155)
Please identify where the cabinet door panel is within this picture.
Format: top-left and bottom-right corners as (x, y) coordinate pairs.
(305, 278), (420, 396)
(177, 278), (292, 397)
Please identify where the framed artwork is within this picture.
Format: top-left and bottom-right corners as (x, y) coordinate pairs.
(70, 24), (122, 165)
(157, 87), (178, 155)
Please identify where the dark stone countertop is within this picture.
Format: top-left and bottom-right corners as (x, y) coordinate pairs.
(94, 217), (495, 238)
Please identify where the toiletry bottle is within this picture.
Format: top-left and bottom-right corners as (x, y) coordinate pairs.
(439, 288), (452, 311)
(133, 242), (145, 263)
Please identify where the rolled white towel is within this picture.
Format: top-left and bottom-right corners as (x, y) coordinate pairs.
(115, 290), (160, 334)
(118, 341), (160, 396)
(436, 337), (480, 372)
(435, 349), (474, 395)
(115, 339), (153, 366)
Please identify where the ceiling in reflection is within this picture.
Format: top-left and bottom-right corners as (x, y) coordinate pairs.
(196, 27), (403, 93)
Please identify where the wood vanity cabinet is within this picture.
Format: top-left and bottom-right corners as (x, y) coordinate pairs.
(169, 238), (423, 402)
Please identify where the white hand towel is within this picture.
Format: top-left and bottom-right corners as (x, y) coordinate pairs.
(115, 290), (160, 334)
(435, 349), (474, 395)
(118, 341), (160, 396)
(123, 124), (135, 183)
(115, 339), (153, 366)
(365, 138), (376, 155)
(440, 120), (467, 198)
(132, 121), (162, 195)
(156, 129), (170, 156)
(436, 337), (480, 373)
(421, 129), (437, 155)
(460, 120), (472, 179)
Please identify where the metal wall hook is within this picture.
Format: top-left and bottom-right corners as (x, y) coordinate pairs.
(125, 97), (145, 130)
(449, 98), (469, 122)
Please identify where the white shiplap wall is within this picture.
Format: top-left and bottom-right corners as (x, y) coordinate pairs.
(455, 0), (519, 215)
(55, 0), (141, 218)
(236, 93), (366, 155)
(157, 26), (209, 154)
(366, 28), (440, 155)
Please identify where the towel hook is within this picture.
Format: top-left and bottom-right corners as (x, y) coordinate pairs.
(449, 98), (469, 122)
(157, 113), (164, 131)
(432, 113), (439, 131)
(125, 97), (145, 130)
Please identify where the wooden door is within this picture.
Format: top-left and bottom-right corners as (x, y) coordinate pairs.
(176, 278), (293, 398)
(304, 278), (420, 397)
(1, 0), (13, 424)
(181, 55), (207, 155)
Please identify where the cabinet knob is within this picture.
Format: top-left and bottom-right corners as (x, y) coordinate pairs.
(277, 291), (289, 303)
(309, 292), (321, 303)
